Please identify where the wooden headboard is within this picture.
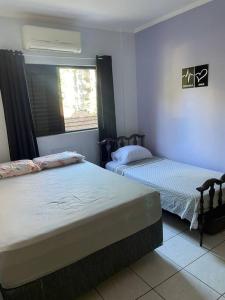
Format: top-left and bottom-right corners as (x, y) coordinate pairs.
(99, 134), (145, 167)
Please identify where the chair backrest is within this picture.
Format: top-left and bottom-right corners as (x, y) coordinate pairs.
(196, 175), (225, 215)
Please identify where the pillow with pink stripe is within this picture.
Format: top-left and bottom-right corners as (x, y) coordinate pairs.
(0, 160), (41, 179)
(33, 151), (85, 170)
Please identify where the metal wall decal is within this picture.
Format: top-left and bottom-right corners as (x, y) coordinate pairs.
(182, 64), (209, 89)
(182, 67), (195, 89)
(195, 64), (209, 88)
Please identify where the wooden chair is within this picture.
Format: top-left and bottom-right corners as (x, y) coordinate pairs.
(197, 174), (225, 246)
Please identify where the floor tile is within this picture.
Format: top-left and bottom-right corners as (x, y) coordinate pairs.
(139, 290), (163, 300)
(77, 290), (102, 300)
(163, 212), (188, 234)
(163, 223), (179, 242)
(180, 229), (225, 250)
(131, 251), (181, 287)
(155, 270), (220, 300)
(186, 252), (225, 294)
(212, 241), (225, 260)
(157, 235), (206, 268)
(97, 268), (150, 300)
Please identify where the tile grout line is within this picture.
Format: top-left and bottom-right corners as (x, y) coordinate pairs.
(134, 285), (166, 300)
(152, 253), (223, 297)
(94, 225), (225, 300)
(130, 259), (181, 298)
(149, 235), (211, 289)
(176, 231), (210, 249)
(157, 239), (225, 296)
(129, 266), (166, 300)
(178, 230), (225, 276)
(177, 230), (225, 252)
(131, 225), (208, 297)
(135, 226), (225, 298)
(210, 248), (225, 263)
(156, 227), (225, 296)
(163, 229), (186, 243)
(184, 268), (223, 296)
(210, 236), (225, 251)
(152, 269), (182, 290)
(135, 289), (153, 300)
(157, 239), (210, 271)
(129, 266), (153, 290)
(95, 288), (104, 300)
(152, 288), (166, 300)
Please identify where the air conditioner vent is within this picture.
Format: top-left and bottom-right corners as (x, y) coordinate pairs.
(22, 26), (81, 54)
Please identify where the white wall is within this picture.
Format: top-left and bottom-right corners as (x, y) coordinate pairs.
(0, 17), (138, 163)
(0, 94), (10, 162)
(38, 130), (99, 163)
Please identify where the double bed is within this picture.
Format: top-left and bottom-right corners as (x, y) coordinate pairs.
(0, 160), (162, 300)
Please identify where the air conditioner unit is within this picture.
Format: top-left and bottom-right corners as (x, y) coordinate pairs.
(22, 26), (81, 54)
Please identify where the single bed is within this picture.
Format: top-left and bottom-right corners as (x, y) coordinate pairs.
(0, 160), (162, 300)
(106, 157), (223, 229)
(100, 134), (225, 245)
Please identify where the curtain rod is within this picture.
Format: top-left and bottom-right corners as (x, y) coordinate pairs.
(24, 53), (95, 60)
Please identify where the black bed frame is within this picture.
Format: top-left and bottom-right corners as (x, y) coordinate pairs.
(0, 220), (162, 300)
(99, 134), (225, 247)
(99, 134), (145, 167)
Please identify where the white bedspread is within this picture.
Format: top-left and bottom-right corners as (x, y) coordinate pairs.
(0, 161), (161, 289)
(106, 158), (223, 229)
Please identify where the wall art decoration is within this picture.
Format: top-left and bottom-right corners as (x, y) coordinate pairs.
(182, 67), (195, 89)
(195, 64), (208, 88)
(182, 64), (209, 89)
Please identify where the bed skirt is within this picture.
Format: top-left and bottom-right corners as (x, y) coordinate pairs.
(0, 218), (162, 300)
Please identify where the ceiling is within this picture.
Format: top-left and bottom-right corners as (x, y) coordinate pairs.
(0, 0), (213, 32)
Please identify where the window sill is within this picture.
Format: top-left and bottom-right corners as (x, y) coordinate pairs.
(37, 128), (99, 139)
(65, 128), (99, 134)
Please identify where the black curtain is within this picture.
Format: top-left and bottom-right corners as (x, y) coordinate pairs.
(0, 50), (39, 160)
(96, 55), (117, 142)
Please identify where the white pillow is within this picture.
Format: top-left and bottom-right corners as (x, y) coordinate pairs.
(111, 145), (152, 164)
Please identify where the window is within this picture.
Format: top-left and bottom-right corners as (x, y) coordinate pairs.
(59, 67), (97, 132)
(26, 64), (98, 137)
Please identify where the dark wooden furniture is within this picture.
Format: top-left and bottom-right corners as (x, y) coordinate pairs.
(99, 134), (145, 167)
(197, 175), (225, 246)
(99, 134), (225, 246)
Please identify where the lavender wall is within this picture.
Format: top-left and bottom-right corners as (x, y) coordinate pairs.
(135, 0), (225, 172)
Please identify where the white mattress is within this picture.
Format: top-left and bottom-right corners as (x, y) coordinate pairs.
(106, 158), (223, 229)
(0, 161), (161, 289)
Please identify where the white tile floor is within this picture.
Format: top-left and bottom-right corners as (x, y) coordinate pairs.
(79, 213), (225, 300)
